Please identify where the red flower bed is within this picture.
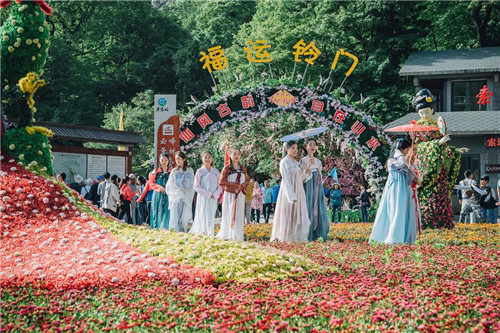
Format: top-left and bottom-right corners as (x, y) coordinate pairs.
(0, 154), (214, 289)
(2, 240), (498, 331)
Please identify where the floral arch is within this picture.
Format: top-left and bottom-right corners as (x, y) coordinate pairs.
(179, 85), (393, 198)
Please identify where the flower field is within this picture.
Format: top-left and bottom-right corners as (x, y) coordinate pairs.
(235, 221), (500, 246)
(0, 156), (214, 289)
(1, 154), (499, 332)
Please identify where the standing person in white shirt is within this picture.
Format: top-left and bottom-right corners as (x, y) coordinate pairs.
(190, 151), (222, 236)
(102, 175), (120, 217)
(166, 152), (195, 232)
(458, 170), (475, 223)
(97, 172), (110, 208)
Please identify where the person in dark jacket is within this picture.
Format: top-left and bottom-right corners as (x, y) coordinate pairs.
(88, 175), (103, 206)
(329, 183), (342, 223)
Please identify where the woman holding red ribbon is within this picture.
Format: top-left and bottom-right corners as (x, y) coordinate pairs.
(217, 148), (250, 241)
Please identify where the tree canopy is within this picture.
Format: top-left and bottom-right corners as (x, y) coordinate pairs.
(2, 0), (499, 175)
(1, 0), (497, 127)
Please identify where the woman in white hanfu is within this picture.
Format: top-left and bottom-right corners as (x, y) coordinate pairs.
(190, 151), (222, 236)
(216, 148), (250, 241)
(271, 141), (312, 242)
(166, 151), (195, 232)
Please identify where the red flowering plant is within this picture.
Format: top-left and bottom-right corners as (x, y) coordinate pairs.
(0, 152), (214, 289)
(1, 241), (498, 332)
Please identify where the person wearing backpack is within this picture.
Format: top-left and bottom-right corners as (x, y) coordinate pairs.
(88, 176), (103, 206)
(479, 175), (497, 224)
(458, 170), (475, 223)
(80, 178), (92, 199)
(455, 176), (487, 224)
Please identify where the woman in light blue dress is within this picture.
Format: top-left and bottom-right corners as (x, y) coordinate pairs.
(300, 138), (329, 242)
(166, 151), (194, 232)
(369, 138), (418, 245)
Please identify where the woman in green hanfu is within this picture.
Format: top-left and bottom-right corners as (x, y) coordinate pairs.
(148, 153), (171, 229)
(411, 89), (467, 229)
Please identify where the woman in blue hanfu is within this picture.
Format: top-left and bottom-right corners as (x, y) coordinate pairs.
(300, 138), (329, 242)
(369, 138), (420, 245)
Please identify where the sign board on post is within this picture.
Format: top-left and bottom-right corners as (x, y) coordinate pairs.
(87, 154), (107, 180)
(107, 156), (126, 177)
(154, 94), (179, 166)
(51, 152), (87, 183)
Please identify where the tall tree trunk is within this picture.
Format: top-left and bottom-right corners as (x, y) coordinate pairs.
(471, 2), (492, 47)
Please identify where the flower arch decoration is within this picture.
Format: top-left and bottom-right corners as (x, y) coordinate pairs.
(179, 85), (393, 199)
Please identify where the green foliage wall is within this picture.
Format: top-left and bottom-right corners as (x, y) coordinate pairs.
(1, 1), (50, 86)
(2, 0), (497, 129)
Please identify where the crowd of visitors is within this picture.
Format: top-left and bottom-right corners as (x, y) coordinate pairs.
(56, 148), (377, 246)
(55, 150), (377, 232)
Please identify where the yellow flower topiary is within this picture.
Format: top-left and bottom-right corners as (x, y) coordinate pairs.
(25, 126), (53, 137)
(18, 72), (45, 109)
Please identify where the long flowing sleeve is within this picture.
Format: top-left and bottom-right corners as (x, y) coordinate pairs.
(166, 168), (195, 209)
(137, 181), (151, 202)
(280, 158), (297, 203)
(416, 141), (444, 190)
(165, 169), (183, 208)
(149, 168), (165, 192)
(299, 157), (313, 182)
(388, 152), (407, 170)
(211, 169), (222, 199)
(182, 168), (195, 206)
(194, 169), (212, 199)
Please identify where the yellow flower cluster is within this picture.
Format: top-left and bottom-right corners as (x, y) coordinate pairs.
(25, 126), (53, 137)
(328, 222), (499, 246)
(99, 221), (317, 283)
(226, 223), (499, 246)
(18, 72), (45, 110)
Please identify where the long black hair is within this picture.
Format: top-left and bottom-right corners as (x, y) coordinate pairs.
(111, 174), (119, 186)
(302, 138), (317, 158)
(390, 138), (412, 157)
(175, 151), (189, 171)
(229, 147), (241, 167)
(282, 140), (298, 158)
(159, 153), (170, 167)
